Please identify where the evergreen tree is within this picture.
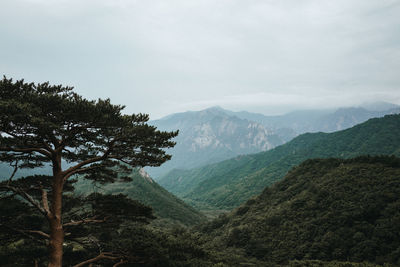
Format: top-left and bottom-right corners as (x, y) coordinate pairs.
(0, 77), (178, 266)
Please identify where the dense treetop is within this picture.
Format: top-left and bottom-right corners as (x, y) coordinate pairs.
(0, 76), (178, 182)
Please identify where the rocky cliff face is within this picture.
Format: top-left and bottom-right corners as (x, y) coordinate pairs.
(187, 115), (277, 152)
(147, 107), (284, 179)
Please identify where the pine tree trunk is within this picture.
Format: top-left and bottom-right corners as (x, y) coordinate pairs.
(48, 171), (64, 267)
(48, 217), (64, 267)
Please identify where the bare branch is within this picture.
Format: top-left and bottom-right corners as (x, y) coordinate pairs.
(63, 217), (108, 227)
(113, 259), (128, 267)
(25, 230), (50, 239)
(7, 160), (19, 184)
(72, 252), (122, 267)
(40, 184), (50, 215)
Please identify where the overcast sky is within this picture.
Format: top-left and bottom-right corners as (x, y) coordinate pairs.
(1, 0), (399, 118)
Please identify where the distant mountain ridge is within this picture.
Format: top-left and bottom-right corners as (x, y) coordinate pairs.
(148, 102), (399, 179)
(225, 102), (400, 134)
(159, 114), (400, 210)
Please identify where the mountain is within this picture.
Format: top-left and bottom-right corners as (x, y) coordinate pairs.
(73, 168), (206, 226)
(225, 108), (333, 135)
(147, 106), (286, 179)
(148, 103), (399, 180)
(159, 114), (400, 210)
(227, 102), (400, 134)
(199, 156), (400, 265)
(311, 106), (400, 132)
(360, 101), (400, 111)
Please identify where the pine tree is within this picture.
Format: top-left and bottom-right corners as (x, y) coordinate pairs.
(0, 77), (178, 266)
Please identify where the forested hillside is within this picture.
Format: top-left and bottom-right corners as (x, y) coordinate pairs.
(160, 114), (400, 210)
(73, 168), (206, 226)
(199, 156), (400, 266)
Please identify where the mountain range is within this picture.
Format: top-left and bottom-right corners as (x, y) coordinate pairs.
(159, 113), (400, 210)
(148, 102), (400, 179)
(228, 101), (400, 134)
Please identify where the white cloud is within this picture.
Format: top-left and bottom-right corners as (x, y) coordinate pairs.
(0, 0), (399, 119)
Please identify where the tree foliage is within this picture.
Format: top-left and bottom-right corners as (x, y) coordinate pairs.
(0, 76), (178, 181)
(0, 77), (178, 266)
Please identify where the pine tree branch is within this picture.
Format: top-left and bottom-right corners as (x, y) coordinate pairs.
(113, 259), (128, 267)
(0, 223), (49, 243)
(42, 140), (55, 154)
(57, 124), (87, 153)
(0, 184), (47, 216)
(63, 165), (101, 181)
(72, 252), (122, 267)
(0, 146), (52, 158)
(63, 217), (108, 227)
(40, 185), (50, 215)
(25, 230), (50, 239)
(62, 139), (117, 178)
(2, 129), (55, 155)
(7, 160), (19, 183)
(62, 156), (105, 178)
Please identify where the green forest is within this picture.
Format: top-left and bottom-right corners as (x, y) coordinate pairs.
(1, 78), (400, 266)
(2, 157), (400, 266)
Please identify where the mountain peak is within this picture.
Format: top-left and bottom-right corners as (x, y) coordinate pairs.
(200, 106), (228, 116)
(139, 168), (154, 183)
(205, 106), (225, 111)
(360, 101), (400, 111)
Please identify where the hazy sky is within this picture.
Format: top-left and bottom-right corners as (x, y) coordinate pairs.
(1, 0), (399, 118)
